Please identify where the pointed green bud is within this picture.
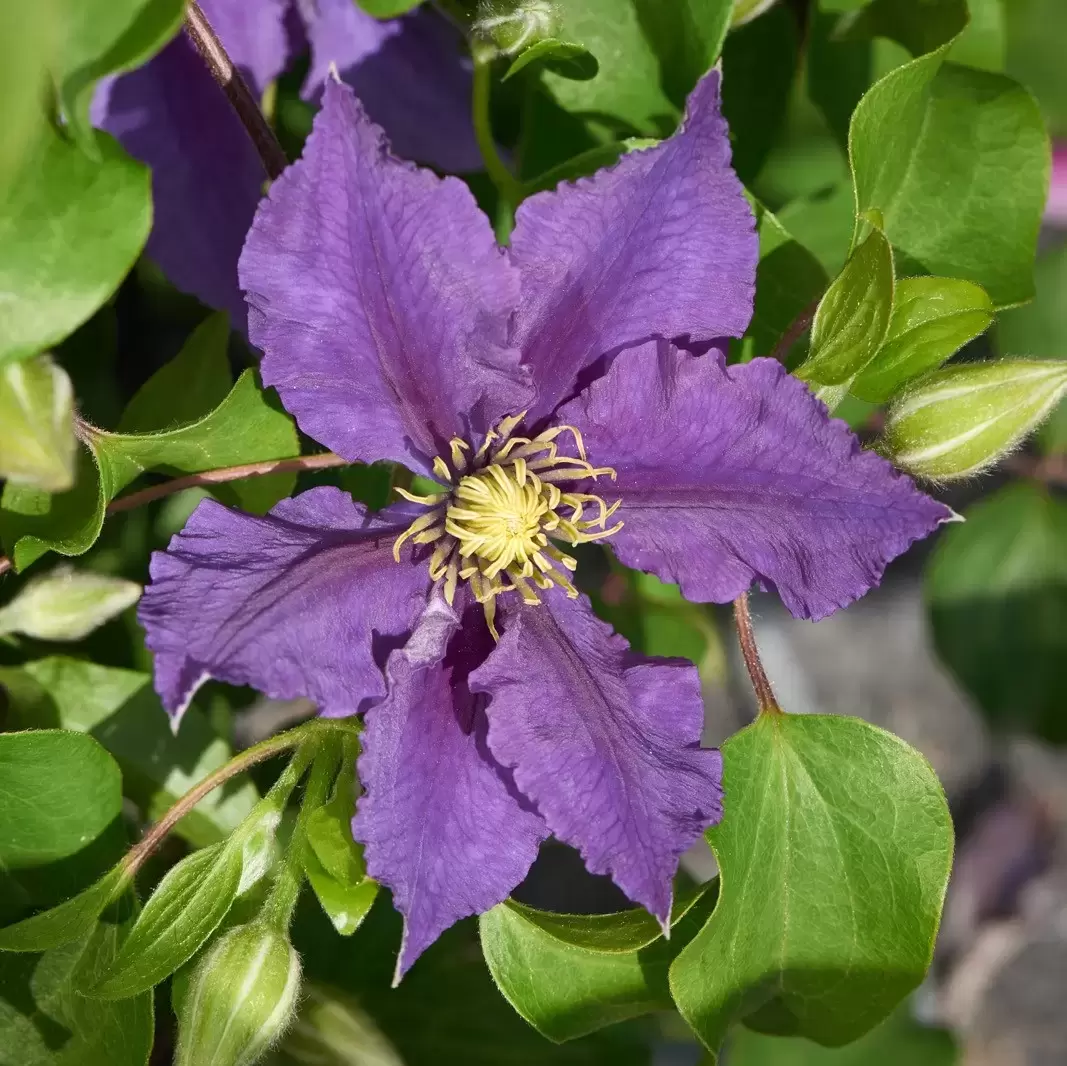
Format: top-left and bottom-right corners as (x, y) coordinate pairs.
(237, 808), (281, 895)
(177, 923), (301, 1066)
(0, 565), (141, 640)
(0, 354), (76, 492)
(882, 360), (1067, 480)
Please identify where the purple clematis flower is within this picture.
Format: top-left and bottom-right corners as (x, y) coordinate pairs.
(93, 0), (479, 330)
(138, 71), (952, 978)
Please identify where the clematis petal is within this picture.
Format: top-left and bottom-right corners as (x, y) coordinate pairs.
(300, 0), (481, 173)
(471, 592), (722, 926)
(139, 486), (430, 726)
(354, 593), (547, 980)
(509, 70), (757, 421)
(240, 80), (527, 474)
(92, 37), (266, 330)
(557, 340), (953, 621)
(199, 0), (290, 95)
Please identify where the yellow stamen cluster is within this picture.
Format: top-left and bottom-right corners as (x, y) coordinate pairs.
(393, 413), (623, 637)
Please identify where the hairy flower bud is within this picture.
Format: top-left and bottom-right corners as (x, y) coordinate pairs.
(0, 354), (76, 492)
(882, 360), (1067, 480)
(176, 923), (301, 1066)
(472, 0), (561, 58)
(0, 565), (141, 641)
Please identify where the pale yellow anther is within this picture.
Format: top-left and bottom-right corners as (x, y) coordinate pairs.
(395, 486), (448, 506)
(429, 541), (453, 578)
(392, 506), (446, 561)
(474, 429), (498, 462)
(412, 525), (446, 546)
(393, 413), (621, 637)
(509, 573), (542, 606)
(444, 556), (460, 605)
(533, 424), (588, 461)
(449, 438), (470, 473)
(432, 456), (453, 483)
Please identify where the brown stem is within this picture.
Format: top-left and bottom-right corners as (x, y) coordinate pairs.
(733, 592), (780, 716)
(106, 452), (348, 514)
(0, 452), (348, 580)
(120, 721), (337, 879)
(183, 0), (289, 180)
(768, 298), (820, 364)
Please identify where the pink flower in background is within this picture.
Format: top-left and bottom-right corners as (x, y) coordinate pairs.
(1046, 143), (1067, 228)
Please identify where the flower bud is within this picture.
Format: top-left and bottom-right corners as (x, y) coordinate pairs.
(279, 984), (403, 1065)
(0, 354), (76, 492)
(176, 923), (301, 1066)
(881, 360), (1067, 480)
(472, 1), (561, 58)
(237, 809), (281, 895)
(0, 565), (141, 641)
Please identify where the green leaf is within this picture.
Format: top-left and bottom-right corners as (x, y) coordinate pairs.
(92, 840), (243, 999)
(633, 0), (734, 108)
(504, 39), (598, 81)
(852, 276), (994, 402)
(849, 50), (1048, 307)
(0, 566), (140, 641)
(0, 365), (299, 571)
(302, 776), (379, 937)
(842, 0), (968, 58)
(669, 713), (953, 1056)
(296, 897), (652, 1065)
(0, 354), (77, 492)
(0, 657), (259, 847)
(728, 1001), (958, 1065)
(721, 3), (799, 184)
(0, 3), (58, 197)
(0, 865), (126, 953)
(118, 313), (233, 432)
(53, 0), (184, 154)
(740, 202), (829, 362)
(541, 0), (676, 140)
(926, 483), (1067, 743)
(0, 894), (154, 1066)
(305, 795), (365, 890)
(525, 138), (651, 195)
(997, 241), (1067, 453)
(881, 360), (1067, 479)
(0, 730), (122, 871)
(796, 227), (894, 386)
(356, 0), (424, 16)
(302, 849), (379, 938)
(480, 882), (718, 1042)
(0, 127), (151, 367)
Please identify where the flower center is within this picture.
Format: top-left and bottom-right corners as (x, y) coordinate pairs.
(392, 413), (623, 637)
